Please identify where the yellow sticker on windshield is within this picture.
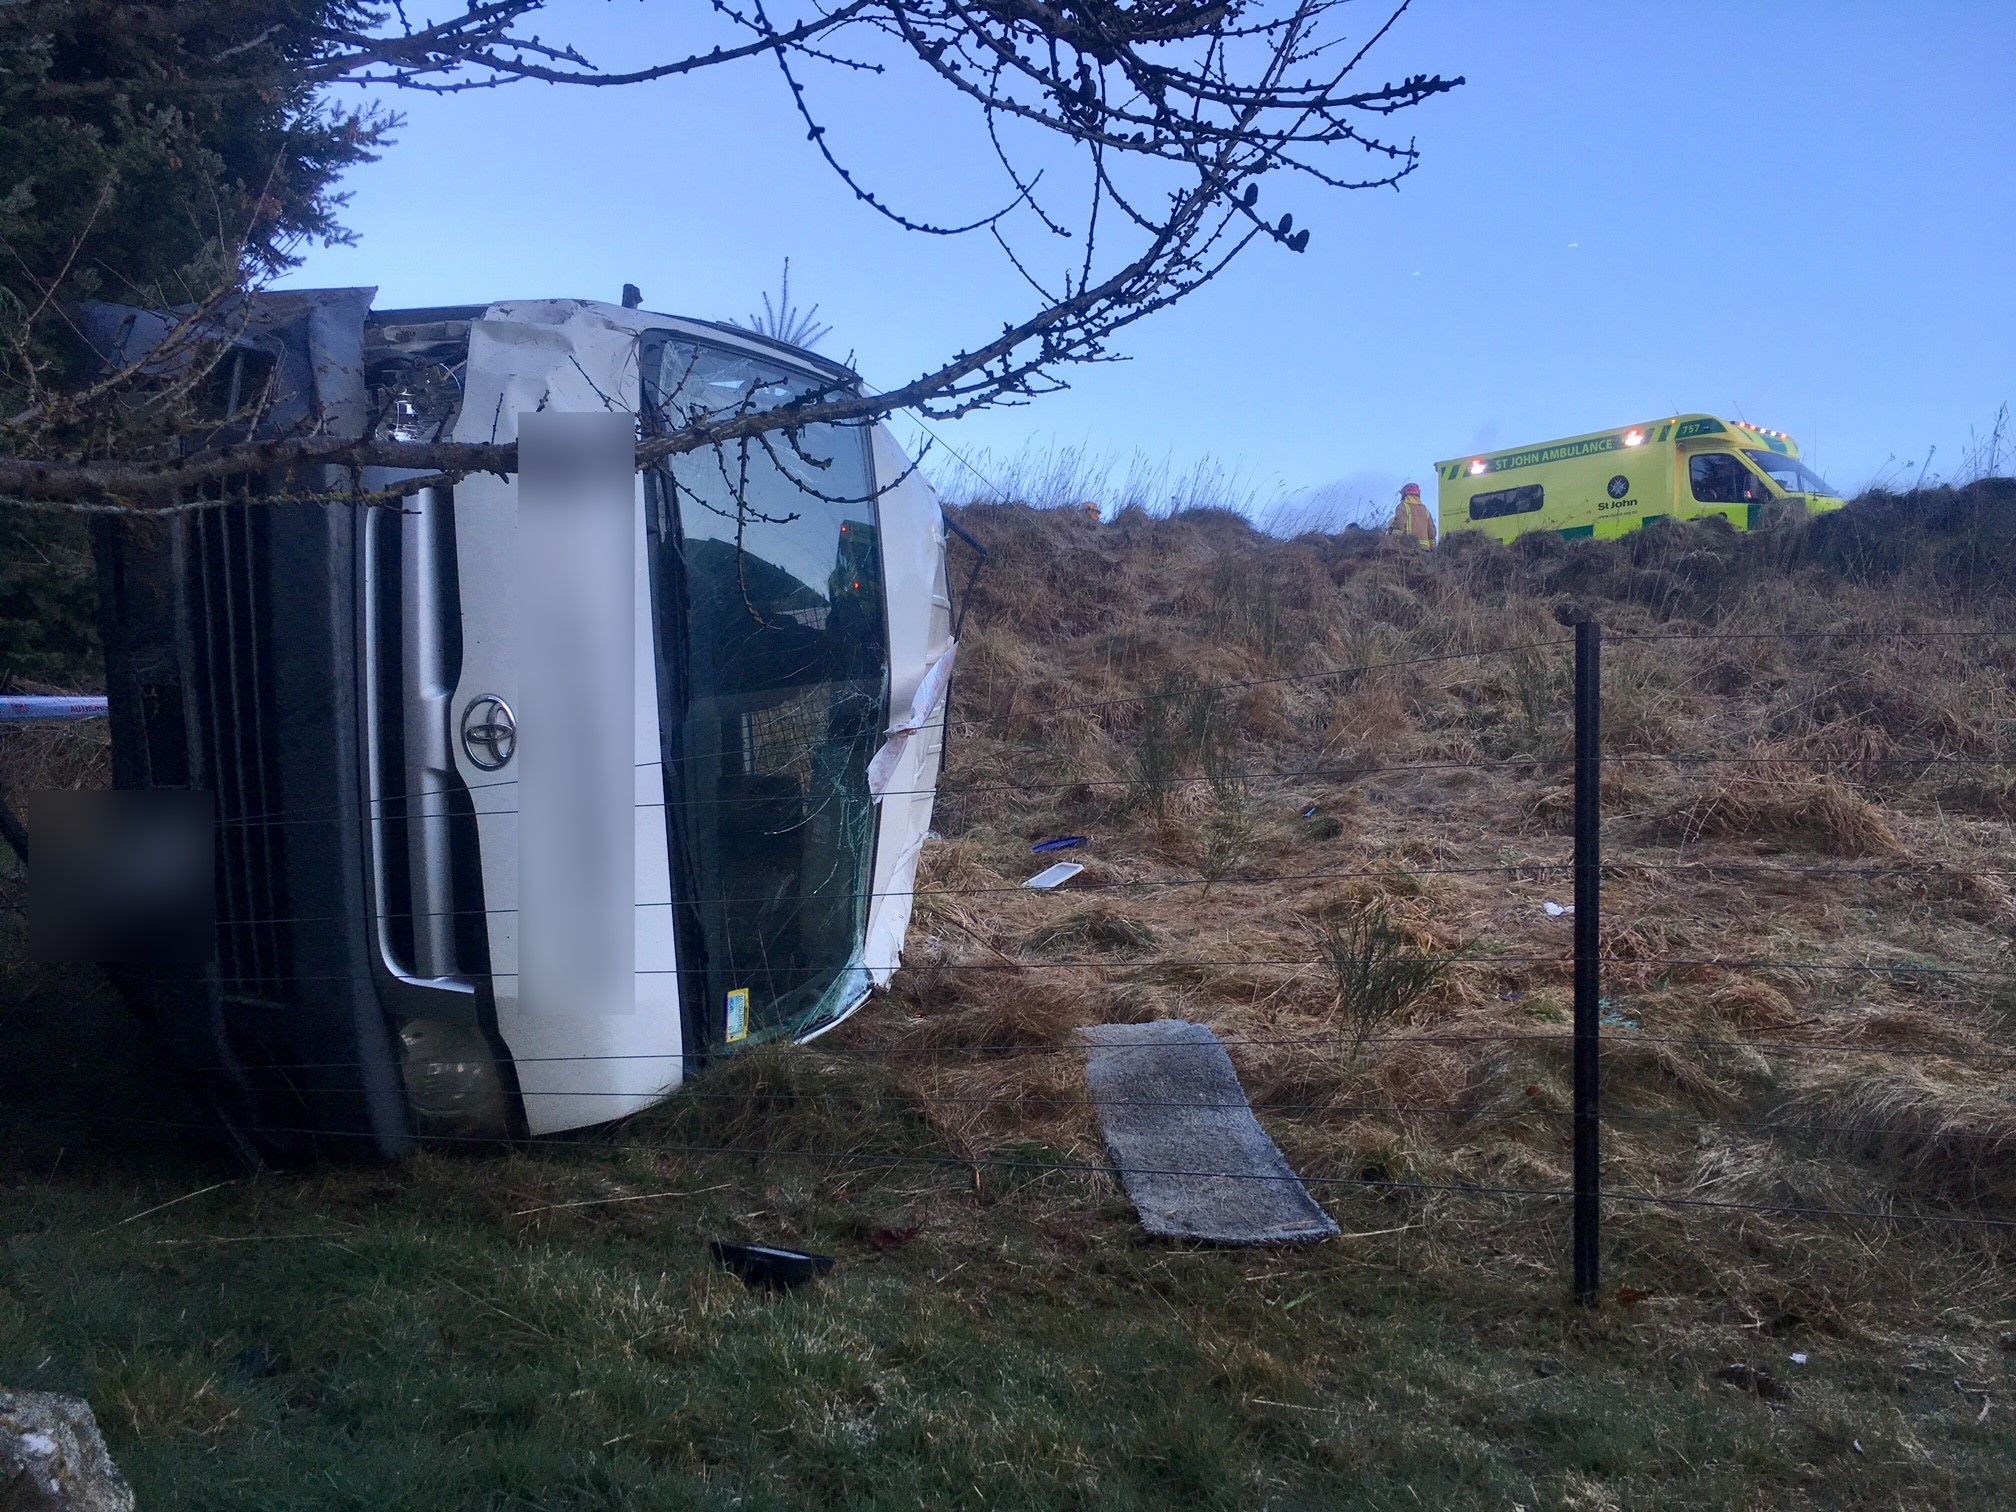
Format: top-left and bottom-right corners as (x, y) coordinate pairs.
(724, 988), (750, 1044)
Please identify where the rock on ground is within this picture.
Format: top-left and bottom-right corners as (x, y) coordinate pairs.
(0, 1391), (135, 1512)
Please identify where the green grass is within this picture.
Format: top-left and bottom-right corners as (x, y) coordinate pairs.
(2, 979), (2012, 1511)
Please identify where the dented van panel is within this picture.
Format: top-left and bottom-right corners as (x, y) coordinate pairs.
(87, 292), (961, 1157)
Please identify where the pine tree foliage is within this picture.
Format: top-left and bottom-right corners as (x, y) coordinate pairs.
(733, 260), (833, 353)
(1, 2), (390, 325)
(0, 2), (391, 685)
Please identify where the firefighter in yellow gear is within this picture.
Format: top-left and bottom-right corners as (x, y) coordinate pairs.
(1389, 482), (1436, 547)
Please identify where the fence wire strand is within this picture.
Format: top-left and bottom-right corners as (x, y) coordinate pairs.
(7, 618), (2016, 1262)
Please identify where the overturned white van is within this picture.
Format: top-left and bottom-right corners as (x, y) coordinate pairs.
(86, 291), (973, 1160)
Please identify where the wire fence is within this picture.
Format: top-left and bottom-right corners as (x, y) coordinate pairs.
(20, 1105), (2016, 1238)
(3, 621), (2015, 1293)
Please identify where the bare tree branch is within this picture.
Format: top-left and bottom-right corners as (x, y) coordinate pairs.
(2, 2), (1461, 513)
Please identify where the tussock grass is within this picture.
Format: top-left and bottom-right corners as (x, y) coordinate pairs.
(1648, 766), (1902, 856)
(1938, 768), (2016, 821)
(1786, 1065), (2016, 1209)
(1022, 904), (1160, 958)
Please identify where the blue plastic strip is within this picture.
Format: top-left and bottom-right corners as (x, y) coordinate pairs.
(0, 695), (109, 724)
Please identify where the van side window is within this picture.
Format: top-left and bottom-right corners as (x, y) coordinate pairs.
(1469, 484), (1544, 521)
(1690, 452), (1770, 504)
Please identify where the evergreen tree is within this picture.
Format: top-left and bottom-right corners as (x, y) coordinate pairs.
(0, 2), (390, 685)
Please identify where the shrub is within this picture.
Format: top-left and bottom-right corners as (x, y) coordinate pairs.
(1313, 899), (1449, 1056)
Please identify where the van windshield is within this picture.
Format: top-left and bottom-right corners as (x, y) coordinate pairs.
(1743, 451), (1838, 498)
(643, 337), (889, 1053)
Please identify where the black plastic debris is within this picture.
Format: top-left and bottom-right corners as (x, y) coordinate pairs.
(710, 1240), (835, 1291)
(1030, 836), (1087, 853)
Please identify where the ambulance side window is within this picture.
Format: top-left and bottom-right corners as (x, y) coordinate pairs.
(1690, 453), (1768, 504)
(1469, 484), (1544, 521)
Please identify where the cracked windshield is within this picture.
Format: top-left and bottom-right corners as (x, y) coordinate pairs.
(646, 338), (889, 1049)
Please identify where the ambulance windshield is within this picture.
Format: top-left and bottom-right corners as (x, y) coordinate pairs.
(1743, 451), (1837, 498)
(644, 337), (890, 1052)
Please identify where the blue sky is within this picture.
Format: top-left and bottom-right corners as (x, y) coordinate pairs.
(289, 1), (2015, 519)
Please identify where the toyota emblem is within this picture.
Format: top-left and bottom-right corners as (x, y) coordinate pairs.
(460, 695), (517, 771)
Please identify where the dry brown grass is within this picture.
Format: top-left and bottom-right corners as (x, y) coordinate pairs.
(0, 711), (109, 799)
(1786, 1063), (2016, 1209)
(1648, 765), (1901, 856)
(837, 486), (2016, 1340)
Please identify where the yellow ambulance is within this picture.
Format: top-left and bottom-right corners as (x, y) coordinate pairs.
(1434, 415), (1846, 543)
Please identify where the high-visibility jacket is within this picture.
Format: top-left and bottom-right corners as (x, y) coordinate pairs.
(1389, 492), (1436, 548)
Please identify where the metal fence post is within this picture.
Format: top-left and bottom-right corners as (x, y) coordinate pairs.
(1573, 619), (1603, 1306)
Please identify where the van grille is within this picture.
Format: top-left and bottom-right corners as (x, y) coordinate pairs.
(182, 502), (293, 999)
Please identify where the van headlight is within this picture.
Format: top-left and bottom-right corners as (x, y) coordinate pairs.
(397, 1019), (513, 1143)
